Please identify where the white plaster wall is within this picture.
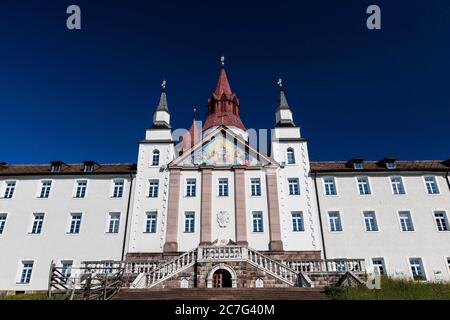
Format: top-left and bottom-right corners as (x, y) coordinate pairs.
(318, 173), (450, 281)
(272, 139), (322, 253)
(211, 171), (236, 244)
(177, 171), (202, 252)
(0, 175), (132, 291)
(244, 170), (270, 250)
(127, 142), (174, 253)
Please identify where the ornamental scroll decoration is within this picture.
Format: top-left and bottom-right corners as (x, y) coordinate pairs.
(217, 210), (230, 228)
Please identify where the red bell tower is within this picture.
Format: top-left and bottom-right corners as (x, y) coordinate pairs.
(203, 57), (246, 134)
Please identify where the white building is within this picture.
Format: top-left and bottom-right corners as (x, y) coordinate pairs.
(0, 61), (449, 293)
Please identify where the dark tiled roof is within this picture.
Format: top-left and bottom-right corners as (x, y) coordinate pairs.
(0, 163), (136, 176)
(310, 160), (450, 173)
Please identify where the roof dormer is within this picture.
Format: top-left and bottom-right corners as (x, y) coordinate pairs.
(378, 157), (397, 169)
(346, 158), (364, 170)
(83, 161), (98, 173)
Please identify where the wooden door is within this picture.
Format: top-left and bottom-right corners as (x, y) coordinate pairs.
(213, 271), (223, 288)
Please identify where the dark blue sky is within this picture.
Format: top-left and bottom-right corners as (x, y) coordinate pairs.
(1, 0), (449, 164)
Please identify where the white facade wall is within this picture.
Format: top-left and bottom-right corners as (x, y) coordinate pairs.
(317, 172), (450, 281)
(0, 175), (132, 291)
(127, 141), (174, 253)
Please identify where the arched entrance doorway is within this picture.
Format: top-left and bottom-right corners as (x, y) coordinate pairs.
(212, 269), (233, 288)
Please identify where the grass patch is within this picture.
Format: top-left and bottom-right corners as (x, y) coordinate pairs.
(326, 276), (450, 300)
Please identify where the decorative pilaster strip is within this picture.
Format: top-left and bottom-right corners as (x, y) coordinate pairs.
(200, 169), (213, 244)
(266, 167), (284, 251)
(234, 168), (248, 245)
(163, 169), (181, 252)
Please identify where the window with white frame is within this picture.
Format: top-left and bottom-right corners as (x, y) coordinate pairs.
(184, 212), (195, 233)
(252, 212), (264, 233)
(288, 178), (300, 195)
(371, 258), (386, 275)
(112, 179), (124, 198)
(434, 211), (449, 231)
(38, 180), (52, 198)
(19, 261), (34, 284)
(61, 260), (73, 280)
(108, 213), (120, 233)
(0, 213), (7, 234)
(69, 213), (82, 234)
(328, 211), (343, 232)
(323, 177), (337, 195)
(386, 161), (396, 169)
(286, 148), (295, 164)
(424, 176), (440, 194)
(148, 180), (159, 198)
(31, 213), (45, 234)
(146, 212), (157, 233)
(353, 162), (363, 169)
(409, 258), (426, 280)
(51, 164), (61, 173)
(218, 178), (229, 197)
(363, 211), (379, 231)
(186, 179), (197, 197)
(152, 150), (160, 166)
(75, 180), (87, 198)
(84, 164), (94, 172)
(291, 212), (304, 232)
(4, 181), (16, 198)
(357, 176), (371, 195)
(399, 211), (414, 231)
(250, 178), (261, 196)
(390, 176), (405, 195)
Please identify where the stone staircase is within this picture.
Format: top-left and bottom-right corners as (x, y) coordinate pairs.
(116, 288), (330, 300)
(131, 245), (310, 289)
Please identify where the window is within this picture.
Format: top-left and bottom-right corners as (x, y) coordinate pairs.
(108, 213), (120, 233)
(250, 178), (261, 196)
(186, 179), (196, 197)
(4, 181), (16, 198)
(218, 178), (229, 197)
(61, 261), (73, 280)
(386, 162), (396, 169)
(184, 212), (195, 233)
(424, 176), (440, 194)
(145, 212), (157, 233)
(113, 180), (124, 198)
(51, 164), (61, 173)
(148, 180), (159, 198)
(286, 148), (295, 164)
(84, 164), (94, 172)
(0, 214), (7, 234)
(372, 258), (386, 275)
(390, 176), (405, 195)
(292, 212), (304, 232)
(363, 211), (378, 231)
(409, 258), (426, 280)
(69, 213), (82, 234)
(252, 212), (264, 233)
(75, 180), (87, 198)
(39, 180), (52, 198)
(288, 178), (300, 195)
(328, 211), (343, 232)
(357, 176), (371, 195)
(323, 177), (337, 195)
(354, 162), (363, 170)
(399, 211), (414, 231)
(19, 261), (34, 284)
(152, 150), (160, 166)
(434, 211), (449, 231)
(31, 213), (45, 234)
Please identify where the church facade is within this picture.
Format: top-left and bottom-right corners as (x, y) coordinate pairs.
(1, 61), (449, 293)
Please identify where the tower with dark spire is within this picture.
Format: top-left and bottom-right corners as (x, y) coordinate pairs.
(203, 56), (247, 139)
(275, 78), (296, 127)
(151, 80), (171, 129)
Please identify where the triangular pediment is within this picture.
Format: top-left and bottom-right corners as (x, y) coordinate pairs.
(170, 126), (276, 168)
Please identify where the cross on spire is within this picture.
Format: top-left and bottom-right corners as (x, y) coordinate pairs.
(220, 55), (225, 67)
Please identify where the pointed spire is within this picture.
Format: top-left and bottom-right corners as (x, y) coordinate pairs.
(156, 79), (169, 112)
(214, 56), (232, 97)
(276, 78), (290, 111)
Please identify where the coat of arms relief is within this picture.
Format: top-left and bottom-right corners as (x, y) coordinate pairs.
(217, 210), (230, 228)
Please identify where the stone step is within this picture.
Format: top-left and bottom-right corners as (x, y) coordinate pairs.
(115, 288), (330, 300)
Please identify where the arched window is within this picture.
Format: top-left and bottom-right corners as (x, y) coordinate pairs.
(152, 150), (160, 166)
(287, 148), (295, 164)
